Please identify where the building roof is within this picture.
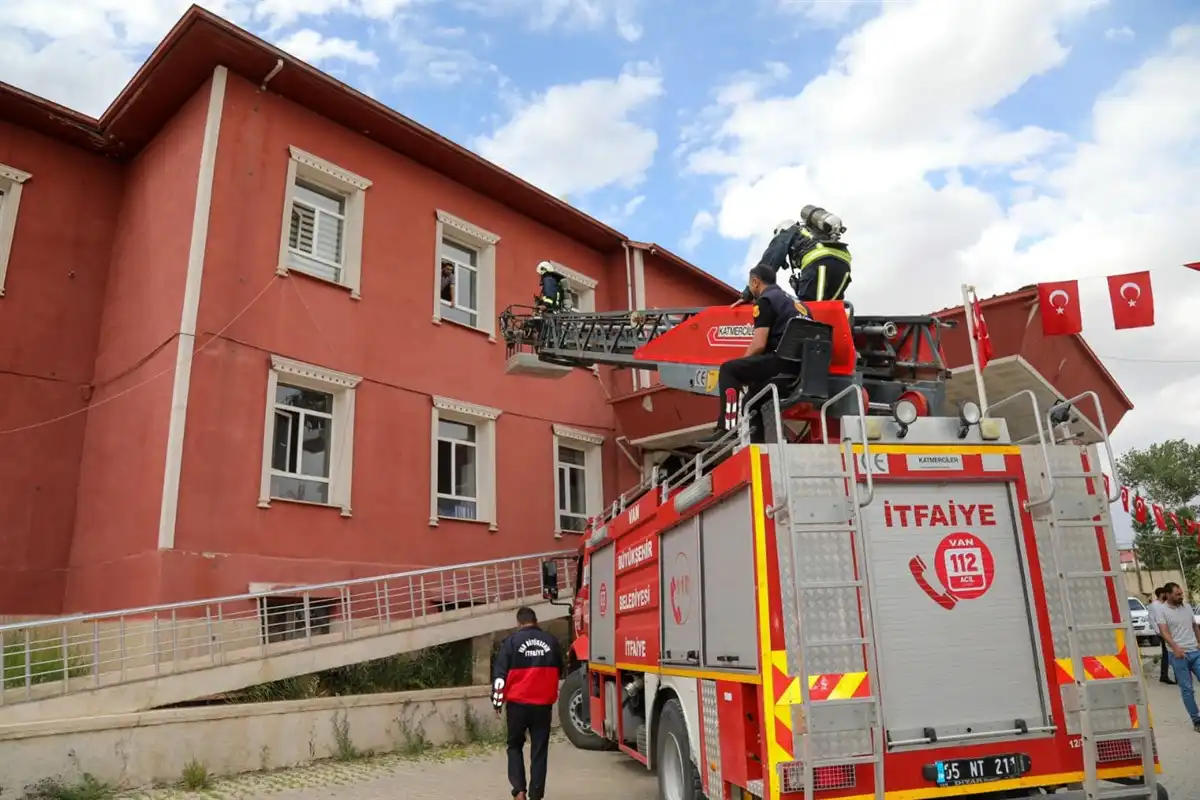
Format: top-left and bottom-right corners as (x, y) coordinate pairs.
(933, 284), (1133, 411)
(0, 5), (737, 300)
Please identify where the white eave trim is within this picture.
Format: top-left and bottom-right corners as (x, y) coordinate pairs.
(0, 165), (31, 184)
(436, 209), (501, 246)
(553, 423), (605, 445)
(432, 395), (502, 420)
(271, 355), (363, 388)
(548, 261), (598, 290)
(288, 145), (372, 190)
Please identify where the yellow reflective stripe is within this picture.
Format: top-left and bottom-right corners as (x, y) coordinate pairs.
(799, 243), (852, 269)
(829, 269), (851, 300)
(815, 264), (826, 300)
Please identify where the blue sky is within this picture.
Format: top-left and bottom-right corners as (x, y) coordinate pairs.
(2, 0), (1199, 542)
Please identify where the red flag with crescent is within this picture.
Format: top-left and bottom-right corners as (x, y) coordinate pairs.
(1106, 271), (1155, 330)
(1037, 281), (1083, 335)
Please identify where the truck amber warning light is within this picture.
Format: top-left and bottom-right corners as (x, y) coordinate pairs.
(883, 501), (997, 527)
(910, 532), (997, 610)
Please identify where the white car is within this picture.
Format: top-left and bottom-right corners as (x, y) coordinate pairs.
(1127, 596), (1161, 647)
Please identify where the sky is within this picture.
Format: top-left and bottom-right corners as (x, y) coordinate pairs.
(1, 0), (1198, 543)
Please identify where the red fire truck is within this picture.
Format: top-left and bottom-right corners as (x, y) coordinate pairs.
(506, 300), (1165, 799)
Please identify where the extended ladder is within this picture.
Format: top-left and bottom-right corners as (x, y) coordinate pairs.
(765, 385), (886, 800)
(499, 305), (703, 367)
(1038, 392), (1158, 799)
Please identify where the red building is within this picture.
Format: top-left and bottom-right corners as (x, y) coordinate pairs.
(0, 11), (1131, 620)
(0, 8), (736, 616)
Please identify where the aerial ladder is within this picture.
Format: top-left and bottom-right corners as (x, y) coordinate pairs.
(499, 298), (953, 445)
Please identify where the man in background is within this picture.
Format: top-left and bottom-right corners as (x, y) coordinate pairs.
(1150, 586), (1176, 685)
(1156, 582), (1200, 731)
(492, 607), (564, 800)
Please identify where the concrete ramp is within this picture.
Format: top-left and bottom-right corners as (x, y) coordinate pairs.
(0, 551), (574, 725)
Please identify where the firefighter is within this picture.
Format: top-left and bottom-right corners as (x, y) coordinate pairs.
(535, 261), (569, 313)
(746, 205), (852, 303)
(492, 606), (564, 800)
(704, 264), (803, 441)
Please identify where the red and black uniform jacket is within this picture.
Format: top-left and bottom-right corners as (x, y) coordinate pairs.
(492, 626), (563, 708)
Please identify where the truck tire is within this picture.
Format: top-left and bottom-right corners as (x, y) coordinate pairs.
(557, 668), (613, 751)
(657, 698), (704, 800)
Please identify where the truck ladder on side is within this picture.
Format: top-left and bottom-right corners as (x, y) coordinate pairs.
(764, 386), (886, 800)
(500, 305), (703, 368)
(1031, 391), (1158, 800)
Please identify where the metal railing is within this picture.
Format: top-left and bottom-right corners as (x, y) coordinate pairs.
(0, 550), (574, 706)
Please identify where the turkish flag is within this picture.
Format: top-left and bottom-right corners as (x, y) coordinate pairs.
(1037, 281), (1083, 335)
(1169, 511), (1181, 533)
(1185, 262), (1200, 271)
(1120, 485), (1130, 512)
(1106, 271), (1155, 329)
(969, 292), (993, 371)
(1153, 504), (1167, 531)
(1133, 495), (1148, 524)
(1188, 519), (1199, 537)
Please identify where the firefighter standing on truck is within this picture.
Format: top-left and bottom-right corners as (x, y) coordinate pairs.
(749, 205), (852, 303)
(535, 261), (568, 313)
(704, 264), (803, 441)
(492, 607), (563, 800)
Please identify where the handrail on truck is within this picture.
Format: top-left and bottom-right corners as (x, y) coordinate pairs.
(1047, 390), (1121, 505)
(984, 389), (1055, 512)
(819, 383), (875, 508)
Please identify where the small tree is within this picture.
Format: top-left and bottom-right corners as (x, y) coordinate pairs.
(1120, 439), (1200, 597)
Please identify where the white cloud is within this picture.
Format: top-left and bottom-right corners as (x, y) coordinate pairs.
(776, 0), (870, 27)
(681, 210), (716, 253)
(276, 28), (379, 66)
(473, 62), (663, 197)
(457, 0), (642, 41)
(1105, 25), (1134, 41)
(683, 0), (1200, 475)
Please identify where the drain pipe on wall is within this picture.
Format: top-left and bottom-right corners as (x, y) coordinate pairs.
(623, 242), (638, 391)
(260, 58), (284, 91)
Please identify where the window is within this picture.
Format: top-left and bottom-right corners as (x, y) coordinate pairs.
(0, 162), (32, 298)
(543, 261), (598, 313)
(551, 424), (604, 536)
(259, 596), (336, 643)
(432, 210), (500, 338)
(277, 146), (371, 298)
(259, 355), (362, 515)
(440, 239), (479, 328)
(430, 395), (501, 529)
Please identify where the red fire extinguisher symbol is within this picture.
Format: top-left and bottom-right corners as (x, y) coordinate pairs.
(910, 533), (996, 611)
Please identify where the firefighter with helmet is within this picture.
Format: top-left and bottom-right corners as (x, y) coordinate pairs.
(535, 261), (569, 313)
(745, 204), (853, 303)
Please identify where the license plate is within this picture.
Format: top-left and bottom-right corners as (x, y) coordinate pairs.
(925, 753), (1032, 786)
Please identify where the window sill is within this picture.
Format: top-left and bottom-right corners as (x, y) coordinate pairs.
(432, 314), (496, 342)
(260, 496), (352, 517)
(277, 263), (361, 300)
(430, 515), (499, 532)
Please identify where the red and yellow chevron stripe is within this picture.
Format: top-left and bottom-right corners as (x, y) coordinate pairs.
(808, 671), (871, 701)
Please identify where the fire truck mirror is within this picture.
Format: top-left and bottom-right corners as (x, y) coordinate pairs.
(541, 560), (560, 601)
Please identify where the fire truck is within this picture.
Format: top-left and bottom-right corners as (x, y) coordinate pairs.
(504, 299), (1166, 800)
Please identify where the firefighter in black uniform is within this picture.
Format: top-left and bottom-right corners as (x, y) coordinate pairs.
(749, 205), (852, 303)
(705, 264), (806, 440)
(535, 261), (568, 313)
(492, 607), (564, 800)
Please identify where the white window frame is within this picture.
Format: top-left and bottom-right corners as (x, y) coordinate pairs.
(258, 355), (362, 516)
(430, 395), (501, 530)
(0, 162), (32, 298)
(545, 261), (598, 312)
(276, 146), (372, 299)
(552, 424), (604, 538)
(432, 210), (500, 339)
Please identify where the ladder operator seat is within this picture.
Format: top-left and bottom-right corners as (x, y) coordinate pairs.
(759, 300), (855, 407)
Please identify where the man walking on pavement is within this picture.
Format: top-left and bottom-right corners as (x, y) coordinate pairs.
(1156, 582), (1200, 731)
(492, 607), (564, 800)
(1150, 586), (1176, 685)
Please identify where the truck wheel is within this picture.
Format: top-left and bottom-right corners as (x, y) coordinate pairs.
(557, 668), (613, 751)
(657, 698), (704, 800)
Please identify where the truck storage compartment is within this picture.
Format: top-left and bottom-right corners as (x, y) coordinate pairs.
(864, 482), (1051, 745)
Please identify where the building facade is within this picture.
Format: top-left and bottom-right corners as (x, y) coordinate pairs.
(0, 10), (735, 616)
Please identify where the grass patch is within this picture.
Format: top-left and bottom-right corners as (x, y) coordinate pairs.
(223, 641), (473, 704)
(178, 759), (212, 791)
(2, 632), (90, 691)
(19, 774), (115, 800)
